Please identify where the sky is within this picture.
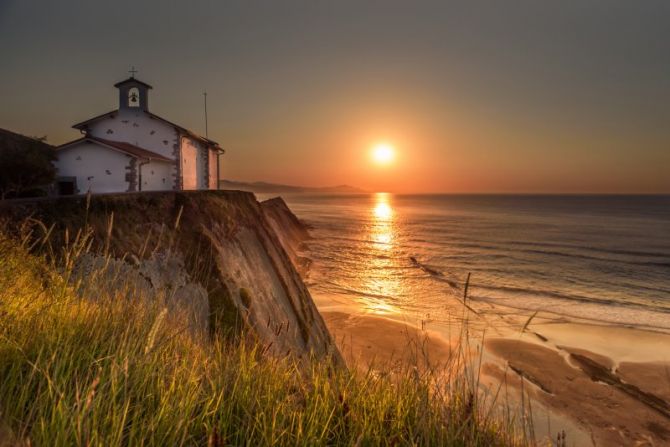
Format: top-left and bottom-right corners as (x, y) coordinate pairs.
(1, 0), (669, 193)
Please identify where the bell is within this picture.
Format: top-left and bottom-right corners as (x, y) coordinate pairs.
(130, 92), (138, 103)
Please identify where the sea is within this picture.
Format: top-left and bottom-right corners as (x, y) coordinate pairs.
(264, 194), (670, 332)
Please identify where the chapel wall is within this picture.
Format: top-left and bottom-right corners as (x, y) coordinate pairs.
(208, 149), (219, 189)
(181, 136), (198, 190)
(140, 160), (175, 191)
(54, 143), (133, 194)
(86, 110), (178, 160)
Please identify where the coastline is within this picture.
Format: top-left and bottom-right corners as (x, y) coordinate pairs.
(315, 292), (670, 446)
(322, 310), (454, 372)
(267, 192), (670, 445)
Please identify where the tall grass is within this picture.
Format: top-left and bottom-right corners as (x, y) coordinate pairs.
(0, 227), (523, 446)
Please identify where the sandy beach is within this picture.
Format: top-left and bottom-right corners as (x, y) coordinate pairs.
(323, 311), (454, 371)
(283, 191), (670, 446)
(321, 306), (670, 446)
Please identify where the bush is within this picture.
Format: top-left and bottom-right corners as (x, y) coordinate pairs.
(0, 129), (56, 199)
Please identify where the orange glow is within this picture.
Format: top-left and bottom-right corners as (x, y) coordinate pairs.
(371, 143), (395, 165)
(359, 193), (401, 315)
(371, 193), (394, 248)
(373, 201), (393, 220)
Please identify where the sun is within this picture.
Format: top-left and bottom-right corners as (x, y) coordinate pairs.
(371, 143), (395, 165)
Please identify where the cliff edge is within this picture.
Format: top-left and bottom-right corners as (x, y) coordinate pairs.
(0, 191), (338, 361)
(260, 197), (312, 275)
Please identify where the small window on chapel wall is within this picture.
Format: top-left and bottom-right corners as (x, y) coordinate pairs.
(128, 87), (140, 107)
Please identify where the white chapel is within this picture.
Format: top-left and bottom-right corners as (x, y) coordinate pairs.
(54, 75), (224, 195)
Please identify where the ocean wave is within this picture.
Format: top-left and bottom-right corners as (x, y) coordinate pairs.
(407, 235), (670, 264)
(507, 240), (670, 259)
(408, 256), (460, 289)
(291, 193), (670, 330)
(643, 261), (670, 268)
(517, 247), (670, 267)
(433, 240), (669, 267)
(320, 281), (397, 301)
(470, 284), (670, 315)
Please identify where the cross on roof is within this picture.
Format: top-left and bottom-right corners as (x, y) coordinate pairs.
(129, 66), (138, 77)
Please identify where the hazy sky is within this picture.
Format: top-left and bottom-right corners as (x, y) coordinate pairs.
(1, 0), (669, 193)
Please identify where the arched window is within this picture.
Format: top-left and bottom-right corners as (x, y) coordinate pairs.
(128, 87), (140, 107)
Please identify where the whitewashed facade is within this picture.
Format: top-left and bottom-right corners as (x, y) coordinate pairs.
(54, 77), (223, 195)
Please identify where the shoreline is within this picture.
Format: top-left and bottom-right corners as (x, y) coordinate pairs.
(317, 296), (670, 446)
(282, 192), (670, 444)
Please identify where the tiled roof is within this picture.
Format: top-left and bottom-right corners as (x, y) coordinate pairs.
(72, 110), (118, 130)
(145, 111), (222, 150)
(56, 136), (173, 162)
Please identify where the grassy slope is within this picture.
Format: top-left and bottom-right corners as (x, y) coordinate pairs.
(0, 231), (522, 446)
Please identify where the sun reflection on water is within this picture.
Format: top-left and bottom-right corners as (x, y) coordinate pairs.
(371, 194), (394, 249)
(373, 202), (393, 220)
(358, 193), (402, 315)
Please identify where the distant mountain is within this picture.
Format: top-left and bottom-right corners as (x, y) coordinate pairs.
(219, 180), (366, 194)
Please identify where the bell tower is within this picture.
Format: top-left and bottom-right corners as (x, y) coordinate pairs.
(114, 69), (152, 112)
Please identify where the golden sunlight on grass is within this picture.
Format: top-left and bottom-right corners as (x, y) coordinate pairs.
(0, 221), (525, 446)
(371, 142), (395, 165)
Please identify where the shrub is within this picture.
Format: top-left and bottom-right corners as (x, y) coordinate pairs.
(0, 129), (56, 199)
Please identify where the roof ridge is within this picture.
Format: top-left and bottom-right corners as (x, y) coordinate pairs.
(57, 135), (172, 162)
(113, 77), (153, 89)
(144, 111), (221, 147)
(72, 109), (118, 129)
(70, 109), (222, 151)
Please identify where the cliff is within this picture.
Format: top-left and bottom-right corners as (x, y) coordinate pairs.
(0, 191), (338, 361)
(220, 180), (366, 194)
(260, 197), (312, 274)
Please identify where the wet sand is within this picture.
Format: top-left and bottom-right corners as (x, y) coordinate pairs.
(322, 308), (670, 446)
(470, 311), (670, 445)
(484, 337), (670, 446)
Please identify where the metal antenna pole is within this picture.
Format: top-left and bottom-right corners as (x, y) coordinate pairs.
(203, 92), (209, 138)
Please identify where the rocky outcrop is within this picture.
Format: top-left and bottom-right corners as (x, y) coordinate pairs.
(260, 197), (312, 275)
(71, 251), (210, 340)
(0, 191), (339, 361)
